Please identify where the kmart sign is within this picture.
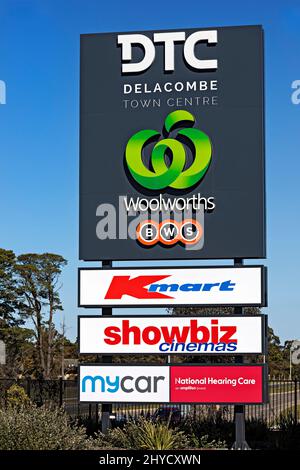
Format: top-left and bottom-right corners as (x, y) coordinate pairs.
(78, 266), (266, 307)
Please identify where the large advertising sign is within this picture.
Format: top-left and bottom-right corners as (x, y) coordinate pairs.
(78, 266), (266, 307)
(80, 25), (265, 261)
(79, 364), (267, 404)
(78, 315), (267, 355)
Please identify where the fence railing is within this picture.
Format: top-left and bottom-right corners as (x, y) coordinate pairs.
(0, 378), (299, 425)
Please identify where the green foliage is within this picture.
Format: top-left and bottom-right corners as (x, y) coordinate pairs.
(179, 413), (234, 447)
(168, 306), (261, 316)
(0, 249), (70, 378)
(272, 412), (300, 449)
(6, 384), (30, 408)
(0, 404), (100, 450)
(276, 411), (298, 430)
(104, 417), (189, 450)
(0, 248), (25, 332)
(1, 327), (36, 378)
(189, 433), (227, 449)
(244, 419), (270, 448)
(15, 253), (68, 378)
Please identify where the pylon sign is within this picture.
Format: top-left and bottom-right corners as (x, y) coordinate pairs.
(78, 25), (268, 420)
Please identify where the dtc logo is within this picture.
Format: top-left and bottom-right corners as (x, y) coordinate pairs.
(117, 30), (218, 73)
(125, 110), (212, 190)
(82, 374), (166, 393)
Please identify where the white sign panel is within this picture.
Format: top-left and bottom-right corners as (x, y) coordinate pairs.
(78, 266), (265, 307)
(0, 341), (5, 365)
(79, 315), (265, 355)
(79, 364), (267, 404)
(80, 365), (169, 403)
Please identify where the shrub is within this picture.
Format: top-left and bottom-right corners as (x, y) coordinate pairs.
(180, 415), (233, 447)
(273, 412), (300, 449)
(6, 384), (31, 409)
(244, 419), (270, 449)
(189, 433), (227, 449)
(0, 404), (101, 450)
(103, 417), (189, 450)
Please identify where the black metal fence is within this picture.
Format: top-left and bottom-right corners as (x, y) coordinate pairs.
(0, 378), (299, 426)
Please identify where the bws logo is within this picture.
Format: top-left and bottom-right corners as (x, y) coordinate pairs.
(104, 274), (235, 300)
(125, 110), (212, 191)
(136, 218), (203, 246)
(118, 30), (218, 73)
(82, 374), (166, 394)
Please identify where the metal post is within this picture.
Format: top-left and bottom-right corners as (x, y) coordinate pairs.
(26, 376), (31, 399)
(101, 260), (113, 434)
(294, 379), (298, 424)
(231, 258), (250, 450)
(59, 376), (63, 407)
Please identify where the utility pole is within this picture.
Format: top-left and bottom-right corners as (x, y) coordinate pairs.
(61, 316), (66, 379)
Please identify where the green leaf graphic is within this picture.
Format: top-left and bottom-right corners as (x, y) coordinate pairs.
(125, 111), (212, 190)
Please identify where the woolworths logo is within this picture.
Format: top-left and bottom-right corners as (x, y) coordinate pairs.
(125, 110), (212, 190)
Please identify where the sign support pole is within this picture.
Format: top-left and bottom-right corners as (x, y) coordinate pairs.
(232, 258), (250, 450)
(101, 260), (113, 434)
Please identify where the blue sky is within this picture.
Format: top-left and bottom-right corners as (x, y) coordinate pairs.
(0, 0), (299, 343)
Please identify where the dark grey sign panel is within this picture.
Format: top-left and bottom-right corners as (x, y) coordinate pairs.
(80, 25), (265, 260)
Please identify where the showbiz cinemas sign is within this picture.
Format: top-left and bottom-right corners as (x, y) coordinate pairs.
(80, 25), (265, 261)
(79, 364), (267, 404)
(78, 315), (267, 355)
(78, 265), (266, 307)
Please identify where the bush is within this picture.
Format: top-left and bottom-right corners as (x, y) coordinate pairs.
(6, 384), (31, 409)
(103, 417), (189, 450)
(180, 415), (233, 448)
(189, 433), (227, 449)
(273, 412), (300, 449)
(0, 404), (102, 450)
(244, 419), (270, 449)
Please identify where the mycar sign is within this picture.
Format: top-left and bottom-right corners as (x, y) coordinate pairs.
(80, 25), (265, 261)
(79, 364), (268, 404)
(78, 265), (266, 307)
(78, 315), (267, 355)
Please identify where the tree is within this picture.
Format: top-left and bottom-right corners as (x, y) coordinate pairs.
(267, 327), (286, 377)
(0, 326), (36, 378)
(282, 340), (300, 379)
(16, 253), (67, 378)
(0, 248), (25, 334)
(167, 306), (260, 316)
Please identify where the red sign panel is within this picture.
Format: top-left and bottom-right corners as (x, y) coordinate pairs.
(170, 365), (264, 403)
